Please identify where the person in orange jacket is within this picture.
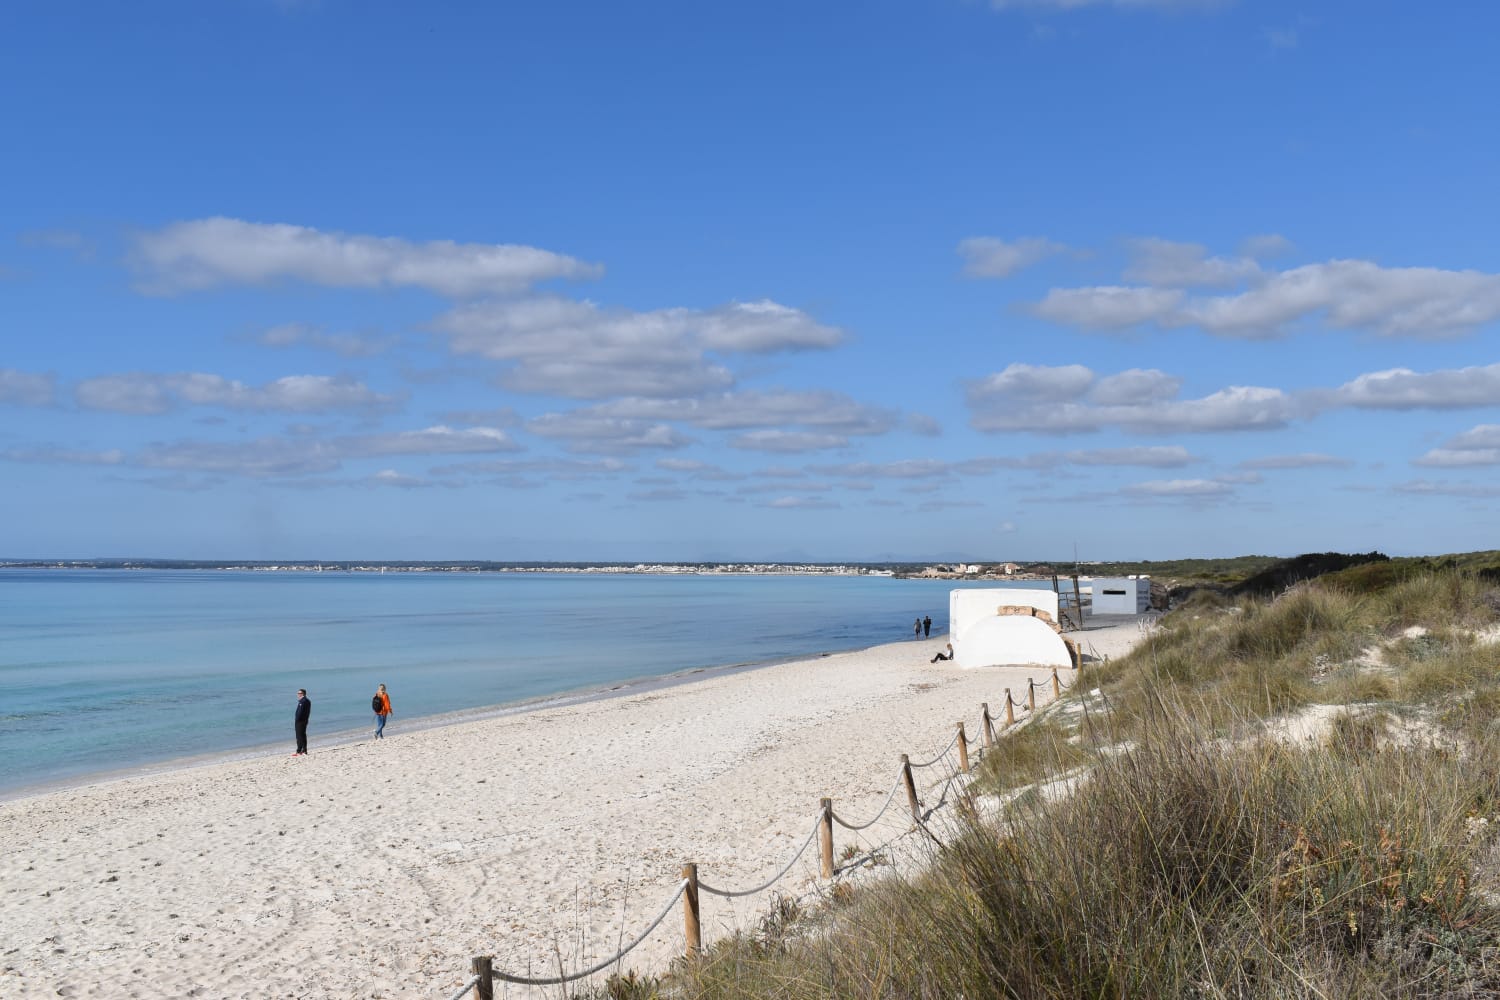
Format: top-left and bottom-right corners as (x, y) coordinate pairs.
(373, 683), (393, 739)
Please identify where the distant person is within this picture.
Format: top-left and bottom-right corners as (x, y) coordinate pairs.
(913, 618), (922, 640)
(293, 689), (311, 756)
(931, 643), (954, 663)
(923, 615), (932, 637)
(373, 683), (393, 739)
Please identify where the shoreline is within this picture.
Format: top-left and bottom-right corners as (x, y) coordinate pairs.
(0, 617), (1151, 999)
(0, 641), (870, 806)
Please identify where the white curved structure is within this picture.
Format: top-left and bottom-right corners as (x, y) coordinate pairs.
(949, 588), (1073, 669)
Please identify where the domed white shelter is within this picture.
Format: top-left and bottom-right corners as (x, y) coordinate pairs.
(949, 588), (1076, 669)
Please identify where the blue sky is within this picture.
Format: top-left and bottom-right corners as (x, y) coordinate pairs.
(3, 0), (1499, 562)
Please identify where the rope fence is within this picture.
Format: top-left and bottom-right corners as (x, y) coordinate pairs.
(442, 654), (1087, 999)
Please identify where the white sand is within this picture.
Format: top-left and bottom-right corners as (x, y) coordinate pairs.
(0, 618), (1147, 999)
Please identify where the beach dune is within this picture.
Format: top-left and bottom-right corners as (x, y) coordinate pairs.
(0, 619), (1146, 999)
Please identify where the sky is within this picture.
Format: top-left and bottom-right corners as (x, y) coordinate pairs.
(3, 1), (1499, 563)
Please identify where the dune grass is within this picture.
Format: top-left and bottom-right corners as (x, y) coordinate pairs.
(593, 565), (1500, 999)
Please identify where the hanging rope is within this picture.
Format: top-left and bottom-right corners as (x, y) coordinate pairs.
(489, 878), (690, 987)
(908, 729), (961, 770)
(443, 974), (480, 1000)
(830, 770), (906, 832)
(698, 815), (823, 899)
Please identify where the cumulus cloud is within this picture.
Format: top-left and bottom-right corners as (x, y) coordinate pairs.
(1414, 424), (1500, 467)
(0, 368), (56, 406)
(133, 217), (601, 297)
(252, 322), (397, 358)
(1123, 238), (1261, 288)
(74, 372), (403, 415)
(1065, 446), (1197, 467)
(1122, 478), (1235, 498)
(1326, 364), (1500, 410)
(525, 411), (692, 454)
(907, 413), (942, 436)
(957, 236), (1068, 278)
(343, 425), (521, 457)
(967, 363), (1296, 435)
(761, 496), (840, 510)
(728, 430), (849, 453)
(593, 391), (897, 435)
(1240, 234), (1295, 259)
(1239, 452), (1352, 469)
(1032, 256), (1500, 338)
(1394, 479), (1500, 498)
(436, 296), (841, 400)
(0, 446), (124, 465)
(368, 469), (429, 489)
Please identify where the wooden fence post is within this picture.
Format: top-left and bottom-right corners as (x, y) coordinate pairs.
(901, 754), (920, 821)
(981, 703), (995, 748)
(1052, 667), (1061, 699)
(1004, 690), (1015, 726)
(1027, 680), (1036, 713)
(956, 721), (970, 774)
(819, 798), (834, 878)
(471, 956), (493, 1000)
(682, 862), (701, 957)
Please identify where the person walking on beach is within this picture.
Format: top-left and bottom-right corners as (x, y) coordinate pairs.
(913, 617), (922, 639)
(373, 683), (392, 739)
(923, 615), (932, 637)
(293, 689), (311, 756)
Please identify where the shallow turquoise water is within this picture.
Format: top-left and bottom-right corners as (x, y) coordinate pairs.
(0, 569), (1050, 795)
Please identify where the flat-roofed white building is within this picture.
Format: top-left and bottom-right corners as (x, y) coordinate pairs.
(1086, 576), (1151, 614)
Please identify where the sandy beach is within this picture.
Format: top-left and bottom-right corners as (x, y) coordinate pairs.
(0, 618), (1148, 999)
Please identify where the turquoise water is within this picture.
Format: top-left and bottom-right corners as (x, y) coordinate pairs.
(0, 569), (1049, 796)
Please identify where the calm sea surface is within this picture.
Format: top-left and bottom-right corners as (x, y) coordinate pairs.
(0, 569), (1050, 796)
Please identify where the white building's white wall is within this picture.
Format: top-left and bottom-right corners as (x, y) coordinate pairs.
(1087, 577), (1151, 614)
(954, 615), (1072, 668)
(948, 588), (1068, 668)
(949, 588), (1057, 645)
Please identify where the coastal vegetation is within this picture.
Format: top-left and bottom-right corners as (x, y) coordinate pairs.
(612, 552), (1500, 998)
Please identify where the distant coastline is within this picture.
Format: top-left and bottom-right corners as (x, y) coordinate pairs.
(0, 558), (1072, 580)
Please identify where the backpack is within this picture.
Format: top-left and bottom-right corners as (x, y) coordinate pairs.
(372, 694), (383, 713)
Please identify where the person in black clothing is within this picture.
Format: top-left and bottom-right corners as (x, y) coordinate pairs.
(922, 615), (932, 637)
(294, 689), (311, 755)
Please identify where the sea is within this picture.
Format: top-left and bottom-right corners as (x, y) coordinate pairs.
(0, 568), (1057, 798)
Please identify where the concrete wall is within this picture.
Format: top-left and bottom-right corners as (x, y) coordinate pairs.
(1087, 577), (1151, 614)
(949, 588), (1070, 668)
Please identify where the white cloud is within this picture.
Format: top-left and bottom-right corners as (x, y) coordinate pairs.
(1123, 238), (1261, 288)
(908, 413), (942, 436)
(1034, 259), (1500, 338)
(1413, 424), (1500, 467)
(0, 446), (124, 465)
(1328, 364), (1500, 409)
(1088, 368), (1182, 405)
(594, 391), (897, 435)
(762, 496), (840, 510)
(1239, 234), (1294, 259)
(957, 236), (1068, 278)
(1031, 286), (1185, 329)
(74, 372), (402, 414)
(525, 411), (692, 454)
(1394, 479), (1500, 498)
(728, 430), (849, 453)
(809, 459), (953, 480)
(368, 470), (428, 489)
(1122, 478), (1235, 498)
(133, 217), (601, 297)
(967, 363), (1296, 435)
(437, 296), (840, 400)
(1064, 446), (1197, 467)
(343, 425), (521, 457)
(0, 368), (57, 406)
(1239, 453), (1351, 469)
(253, 322), (396, 358)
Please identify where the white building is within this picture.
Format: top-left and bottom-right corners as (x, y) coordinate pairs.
(948, 588), (1072, 668)
(1086, 576), (1151, 614)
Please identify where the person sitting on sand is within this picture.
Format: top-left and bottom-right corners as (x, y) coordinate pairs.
(931, 643), (954, 663)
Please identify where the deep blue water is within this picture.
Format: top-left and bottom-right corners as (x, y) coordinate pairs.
(0, 569), (1048, 795)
